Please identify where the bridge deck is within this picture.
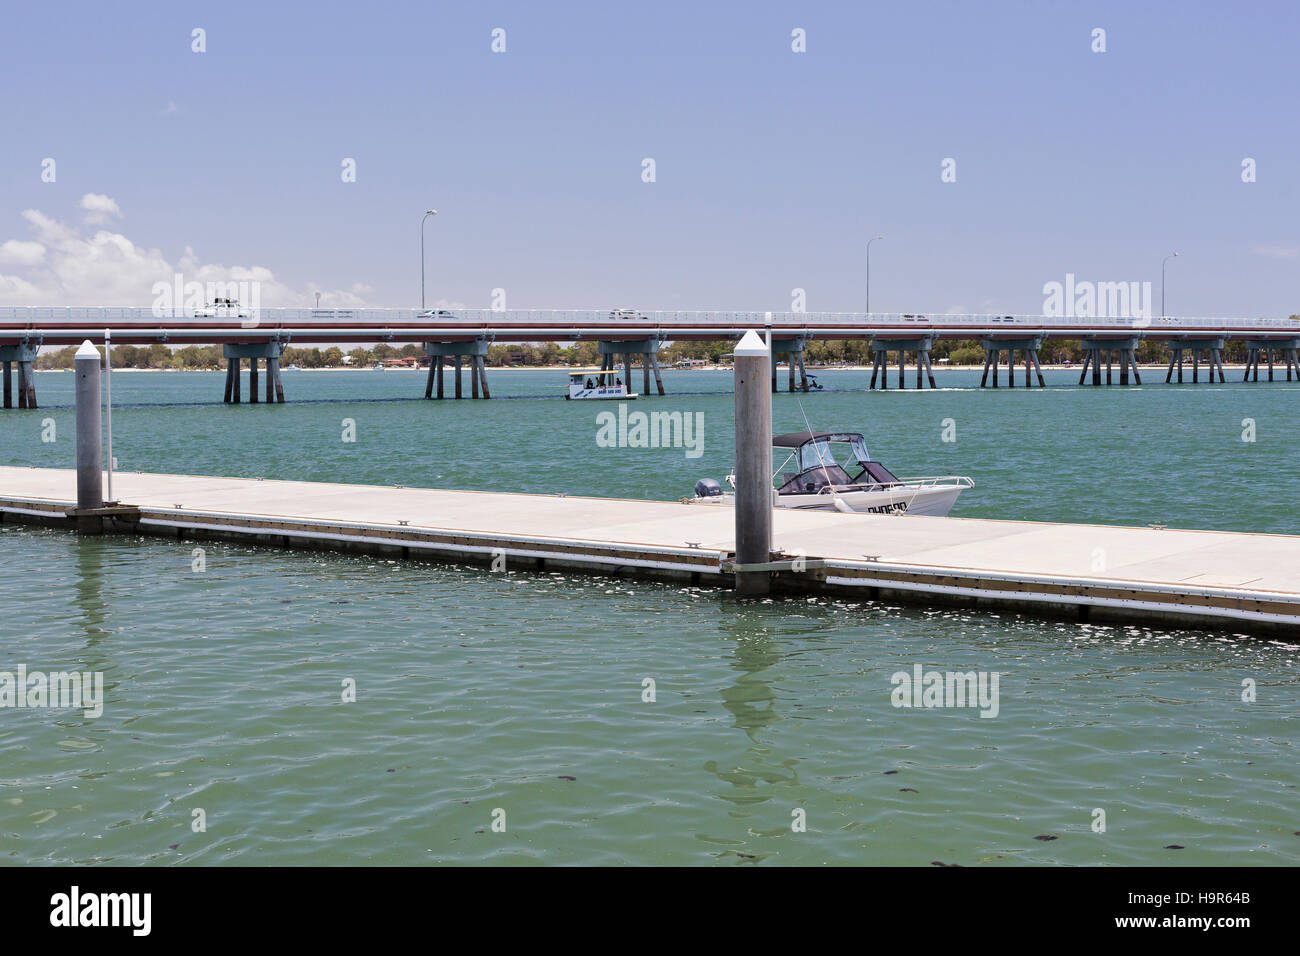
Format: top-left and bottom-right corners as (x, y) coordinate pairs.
(3, 467), (1298, 635)
(1, 307), (1297, 345)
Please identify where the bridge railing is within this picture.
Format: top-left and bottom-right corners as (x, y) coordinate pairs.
(0, 306), (1295, 331)
(0, 306), (427, 325)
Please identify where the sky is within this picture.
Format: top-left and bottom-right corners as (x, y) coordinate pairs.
(1, 0), (1298, 317)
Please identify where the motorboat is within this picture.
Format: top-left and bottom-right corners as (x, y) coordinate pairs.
(688, 431), (973, 516)
(565, 371), (637, 400)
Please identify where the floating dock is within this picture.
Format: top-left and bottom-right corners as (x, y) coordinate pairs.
(4, 467), (1300, 635)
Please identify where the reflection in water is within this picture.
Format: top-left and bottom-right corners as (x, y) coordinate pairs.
(718, 609), (781, 741)
(50, 534), (117, 744)
(73, 536), (111, 651)
(702, 601), (801, 831)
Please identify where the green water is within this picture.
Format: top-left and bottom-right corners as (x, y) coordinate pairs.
(1, 368), (1298, 865)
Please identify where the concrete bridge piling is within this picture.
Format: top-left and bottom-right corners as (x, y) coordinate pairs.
(0, 344), (39, 408)
(1241, 337), (1300, 382)
(1164, 336), (1226, 384)
(222, 342), (286, 404)
(1077, 335), (1142, 387)
(424, 338), (491, 399)
(869, 335), (937, 390)
(980, 336), (1047, 388)
(770, 335), (811, 392)
(596, 339), (665, 396)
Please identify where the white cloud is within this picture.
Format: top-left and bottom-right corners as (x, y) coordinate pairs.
(0, 240), (45, 266)
(1253, 245), (1300, 259)
(0, 201), (371, 308)
(79, 192), (122, 225)
(0, 274), (41, 300)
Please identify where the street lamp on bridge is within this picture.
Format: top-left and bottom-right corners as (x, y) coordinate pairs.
(421, 209), (438, 311)
(1161, 251), (1179, 317)
(866, 236), (885, 314)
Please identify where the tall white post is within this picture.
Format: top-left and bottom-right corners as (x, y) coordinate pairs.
(733, 329), (773, 596)
(74, 340), (103, 512)
(104, 328), (113, 503)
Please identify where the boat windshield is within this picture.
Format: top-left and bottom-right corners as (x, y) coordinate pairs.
(797, 437), (870, 472)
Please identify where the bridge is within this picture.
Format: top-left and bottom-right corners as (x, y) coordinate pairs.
(2, 306), (1298, 407)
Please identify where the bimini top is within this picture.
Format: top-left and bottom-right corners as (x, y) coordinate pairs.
(772, 431), (866, 448)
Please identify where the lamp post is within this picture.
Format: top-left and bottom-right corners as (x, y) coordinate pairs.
(1161, 252), (1179, 318)
(420, 209), (438, 311)
(866, 236), (885, 314)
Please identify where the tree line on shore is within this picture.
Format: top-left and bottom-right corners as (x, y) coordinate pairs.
(35, 342), (593, 369)
(32, 333), (1299, 370)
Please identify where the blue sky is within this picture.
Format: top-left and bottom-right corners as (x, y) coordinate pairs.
(2, 0), (1297, 316)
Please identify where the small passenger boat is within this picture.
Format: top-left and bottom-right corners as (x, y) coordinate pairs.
(565, 371), (637, 400)
(688, 431), (972, 515)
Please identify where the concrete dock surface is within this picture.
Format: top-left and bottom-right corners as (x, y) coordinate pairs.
(3, 466), (1299, 634)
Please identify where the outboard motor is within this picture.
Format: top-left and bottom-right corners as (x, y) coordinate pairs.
(694, 477), (723, 498)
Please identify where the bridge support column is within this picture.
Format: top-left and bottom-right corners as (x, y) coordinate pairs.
(21, 360), (36, 408)
(980, 336), (1045, 388)
(269, 356), (283, 402)
(424, 337), (492, 399)
(869, 335), (936, 390)
(770, 335), (811, 392)
(0, 345), (39, 409)
(597, 339), (664, 396)
(1284, 345), (1300, 381)
(1164, 336), (1226, 385)
(222, 341), (287, 403)
(1241, 338), (1298, 384)
(1078, 335), (1141, 387)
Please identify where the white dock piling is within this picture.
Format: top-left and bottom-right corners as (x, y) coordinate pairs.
(74, 340), (103, 513)
(733, 329), (773, 595)
(104, 328), (114, 503)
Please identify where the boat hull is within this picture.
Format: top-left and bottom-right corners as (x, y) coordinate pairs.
(691, 483), (964, 516)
